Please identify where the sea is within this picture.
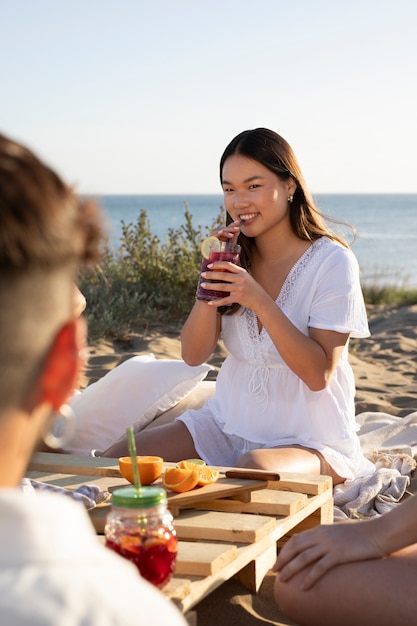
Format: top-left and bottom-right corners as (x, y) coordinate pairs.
(97, 194), (417, 288)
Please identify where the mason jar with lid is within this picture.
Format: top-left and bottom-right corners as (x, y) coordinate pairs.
(104, 485), (177, 588)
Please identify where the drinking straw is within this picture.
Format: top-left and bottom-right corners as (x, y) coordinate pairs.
(126, 426), (142, 493)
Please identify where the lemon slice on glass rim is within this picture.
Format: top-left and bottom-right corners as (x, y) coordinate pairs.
(200, 236), (221, 259)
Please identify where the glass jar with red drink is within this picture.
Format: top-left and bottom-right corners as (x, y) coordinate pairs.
(104, 485), (177, 588)
(196, 239), (241, 301)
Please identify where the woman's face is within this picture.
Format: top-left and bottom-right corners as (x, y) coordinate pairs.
(221, 154), (296, 238)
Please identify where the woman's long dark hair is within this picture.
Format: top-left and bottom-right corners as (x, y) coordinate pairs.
(219, 128), (352, 315)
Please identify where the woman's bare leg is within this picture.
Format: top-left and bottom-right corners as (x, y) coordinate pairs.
(235, 445), (345, 485)
(100, 421), (199, 460)
(274, 544), (417, 626)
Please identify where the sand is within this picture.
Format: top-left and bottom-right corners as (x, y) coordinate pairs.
(82, 303), (417, 626)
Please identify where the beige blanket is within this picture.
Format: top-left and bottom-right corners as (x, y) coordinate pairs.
(333, 411), (417, 519)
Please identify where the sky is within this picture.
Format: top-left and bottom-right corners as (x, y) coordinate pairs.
(1, 0), (416, 194)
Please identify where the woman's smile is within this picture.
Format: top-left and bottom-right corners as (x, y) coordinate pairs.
(239, 212), (258, 225)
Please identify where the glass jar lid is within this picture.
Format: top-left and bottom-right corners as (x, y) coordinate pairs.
(111, 485), (167, 509)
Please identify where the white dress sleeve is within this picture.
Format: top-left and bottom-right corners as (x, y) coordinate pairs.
(308, 243), (370, 338)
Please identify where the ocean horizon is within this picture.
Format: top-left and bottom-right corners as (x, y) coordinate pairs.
(96, 193), (417, 288)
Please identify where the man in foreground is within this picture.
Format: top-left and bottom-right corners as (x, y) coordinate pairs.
(0, 132), (186, 625)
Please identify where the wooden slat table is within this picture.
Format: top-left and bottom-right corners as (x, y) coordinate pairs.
(27, 452), (333, 614)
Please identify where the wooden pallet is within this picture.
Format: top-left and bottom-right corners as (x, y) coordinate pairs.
(28, 452), (333, 614)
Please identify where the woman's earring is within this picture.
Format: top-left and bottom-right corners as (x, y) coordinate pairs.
(42, 404), (75, 450)
(288, 195), (294, 203)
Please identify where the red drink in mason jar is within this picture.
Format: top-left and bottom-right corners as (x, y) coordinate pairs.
(196, 239), (241, 301)
(104, 486), (177, 588)
(105, 529), (177, 588)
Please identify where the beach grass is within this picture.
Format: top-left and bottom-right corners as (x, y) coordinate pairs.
(79, 204), (223, 341)
(79, 208), (417, 342)
(363, 284), (417, 307)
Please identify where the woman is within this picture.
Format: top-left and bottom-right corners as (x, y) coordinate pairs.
(103, 128), (373, 485)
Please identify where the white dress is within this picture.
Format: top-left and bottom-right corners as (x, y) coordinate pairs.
(178, 237), (375, 480)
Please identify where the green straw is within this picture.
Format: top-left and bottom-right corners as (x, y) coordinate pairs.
(126, 426), (142, 494)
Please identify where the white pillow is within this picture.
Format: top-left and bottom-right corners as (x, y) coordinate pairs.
(64, 354), (212, 455)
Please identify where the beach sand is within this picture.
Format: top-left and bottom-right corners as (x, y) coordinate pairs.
(83, 304), (417, 626)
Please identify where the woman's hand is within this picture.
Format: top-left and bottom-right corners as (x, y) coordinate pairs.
(202, 262), (268, 311)
(273, 519), (384, 590)
(212, 219), (242, 243)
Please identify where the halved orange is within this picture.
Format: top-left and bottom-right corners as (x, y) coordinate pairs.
(162, 467), (199, 493)
(119, 455), (163, 486)
(178, 460), (220, 486)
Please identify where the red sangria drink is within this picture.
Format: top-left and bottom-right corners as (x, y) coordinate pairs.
(105, 527), (177, 588)
(196, 238), (241, 301)
(104, 485), (177, 588)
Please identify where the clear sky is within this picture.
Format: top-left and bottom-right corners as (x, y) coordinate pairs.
(1, 0), (416, 194)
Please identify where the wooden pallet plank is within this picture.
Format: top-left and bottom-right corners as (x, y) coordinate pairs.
(176, 541), (238, 576)
(268, 472), (332, 495)
(27, 471), (126, 491)
(234, 543), (277, 592)
(191, 489), (308, 516)
(174, 510), (278, 544)
(277, 495), (334, 547)
(161, 576), (191, 601)
(271, 490), (333, 540)
(165, 478), (268, 516)
(28, 452), (122, 477)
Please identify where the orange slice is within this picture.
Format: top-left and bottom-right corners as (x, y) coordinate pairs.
(200, 236), (221, 259)
(178, 460), (220, 486)
(162, 467), (199, 493)
(195, 466), (220, 486)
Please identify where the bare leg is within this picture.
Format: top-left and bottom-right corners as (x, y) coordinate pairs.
(101, 421), (200, 460)
(236, 445), (345, 485)
(274, 544), (417, 626)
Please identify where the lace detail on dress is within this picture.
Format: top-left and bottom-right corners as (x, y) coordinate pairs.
(234, 238), (331, 408)
(278, 237), (329, 313)
(246, 307), (258, 343)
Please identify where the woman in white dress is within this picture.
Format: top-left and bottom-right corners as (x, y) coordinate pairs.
(104, 128), (374, 485)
